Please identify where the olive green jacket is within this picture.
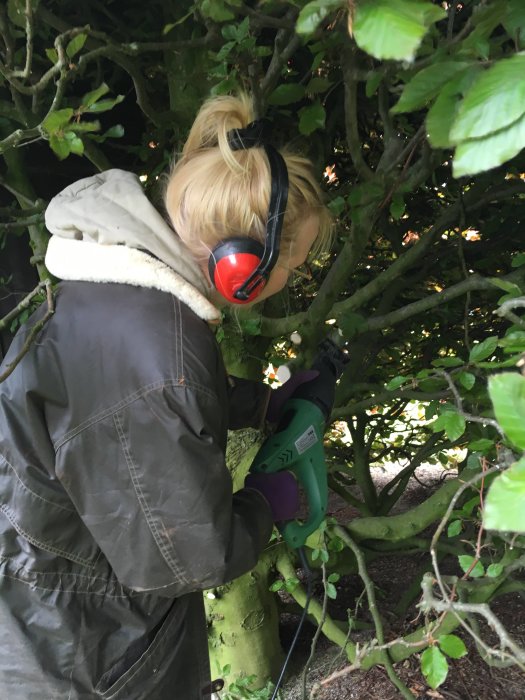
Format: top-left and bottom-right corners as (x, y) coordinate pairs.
(0, 170), (273, 699)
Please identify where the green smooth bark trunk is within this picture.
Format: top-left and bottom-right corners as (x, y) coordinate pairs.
(206, 430), (284, 688)
(205, 554), (283, 686)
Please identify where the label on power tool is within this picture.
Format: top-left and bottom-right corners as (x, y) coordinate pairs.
(295, 425), (318, 455)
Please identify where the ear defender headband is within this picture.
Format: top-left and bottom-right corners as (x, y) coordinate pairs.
(208, 119), (289, 304)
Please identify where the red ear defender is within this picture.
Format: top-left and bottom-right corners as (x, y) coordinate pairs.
(207, 120), (289, 305)
(209, 237), (266, 304)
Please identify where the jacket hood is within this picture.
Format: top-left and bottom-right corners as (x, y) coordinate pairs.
(44, 169), (220, 322)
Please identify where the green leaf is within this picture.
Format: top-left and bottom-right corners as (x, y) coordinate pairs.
(162, 12), (193, 34)
(489, 278), (522, 297)
(81, 83), (110, 108)
(486, 562), (504, 578)
(511, 253), (525, 268)
(269, 580), (283, 592)
(327, 196), (345, 216)
(296, 0), (343, 36)
(284, 576), (300, 592)
(488, 373), (525, 449)
(421, 646), (449, 689)
(327, 573), (340, 583)
(268, 84), (305, 106)
(386, 375), (410, 391)
(431, 356), (463, 368)
(462, 494), (480, 517)
(305, 77), (332, 94)
(450, 54), (525, 142)
(41, 108), (74, 135)
(459, 0), (506, 57)
(298, 101), (325, 135)
(438, 634), (467, 659)
(447, 520), (462, 538)
(426, 66), (482, 148)
(458, 555), (485, 578)
(311, 49), (325, 72)
(87, 95), (125, 113)
(483, 458), (525, 533)
(48, 134), (71, 160)
(215, 41), (235, 61)
(221, 24), (237, 41)
(504, 0), (525, 49)
(353, 0), (446, 63)
(64, 131), (84, 155)
(389, 193), (405, 219)
(459, 372), (476, 391)
(339, 311), (365, 339)
(326, 582), (337, 599)
(240, 317), (261, 336)
(45, 47), (58, 64)
(453, 110), (525, 178)
(199, 0), (234, 21)
(468, 438), (494, 452)
(392, 61), (471, 114)
(365, 71), (383, 97)
(432, 411), (466, 441)
(66, 33), (87, 59)
(103, 124), (125, 139)
(469, 336), (498, 363)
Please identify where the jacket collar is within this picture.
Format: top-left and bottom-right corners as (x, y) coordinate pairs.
(45, 236), (221, 322)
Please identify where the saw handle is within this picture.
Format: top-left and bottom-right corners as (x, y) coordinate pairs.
(279, 439), (327, 548)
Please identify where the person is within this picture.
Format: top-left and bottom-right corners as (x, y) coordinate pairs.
(0, 93), (330, 699)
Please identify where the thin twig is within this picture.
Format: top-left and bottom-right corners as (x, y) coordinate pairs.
(435, 369), (505, 439)
(427, 464), (525, 669)
(334, 526), (416, 699)
(0, 280), (47, 331)
(302, 563), (329, 699)
(0, 281), (54, 383)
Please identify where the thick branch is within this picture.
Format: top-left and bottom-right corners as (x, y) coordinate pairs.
(260, 10), (301, 99)
(333, 181), (525, 321)
(333, 390), (445, 418)
(342, 41), (373, 181)
(342, 475), (463, 542)
(357, 269), (525, 336)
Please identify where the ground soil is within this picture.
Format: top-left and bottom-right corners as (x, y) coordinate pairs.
(278, 464), (525, 700)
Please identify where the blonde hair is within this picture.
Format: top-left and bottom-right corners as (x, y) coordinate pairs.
(164, 94), (331, 265)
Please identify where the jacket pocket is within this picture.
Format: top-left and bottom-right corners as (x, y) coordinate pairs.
(95, 599), (184, 699)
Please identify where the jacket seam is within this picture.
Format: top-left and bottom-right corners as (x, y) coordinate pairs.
(54, 379), (218, 450)
(0, 556), (176, 595)
(113, 412), (189, 587)
(0, 557), (118, 585)
(0, 572), (130, 598)
(0, 503), (95, 569)
(172, 297), (181, 378)
(0, 453), (76, 513)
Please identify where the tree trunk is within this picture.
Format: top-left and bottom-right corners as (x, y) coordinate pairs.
(206, 431), (284, 687)
(205, 553), (283, 686)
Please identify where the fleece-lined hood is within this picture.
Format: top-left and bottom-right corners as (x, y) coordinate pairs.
(44, 169), (220, 321)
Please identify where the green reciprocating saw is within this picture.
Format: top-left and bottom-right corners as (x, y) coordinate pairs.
(250, 338), (348, 548)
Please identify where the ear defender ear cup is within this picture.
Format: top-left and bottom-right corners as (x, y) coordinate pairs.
(209, 237), (266, 304)
(208, 125), (289, 304)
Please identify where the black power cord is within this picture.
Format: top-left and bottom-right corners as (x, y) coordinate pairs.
(270, 546), (314, 700)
